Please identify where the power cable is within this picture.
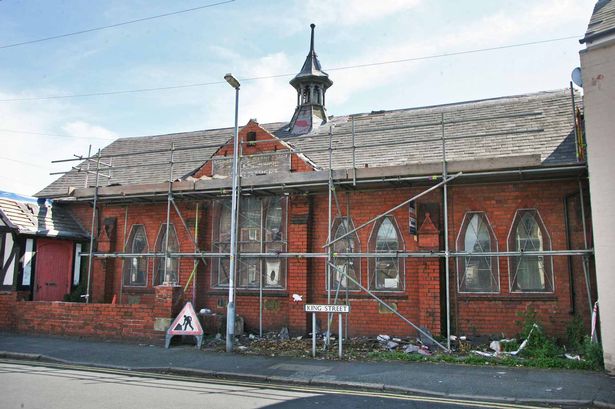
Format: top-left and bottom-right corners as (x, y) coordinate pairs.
(0, 128), (116, 141)
(0, 34), (580, 102)
(0, 0), (235, 50)
(0, 156), (50, 169)
(326, 35), (580, 71)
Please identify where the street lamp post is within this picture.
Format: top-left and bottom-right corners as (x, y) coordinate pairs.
(224, 73), (240, 353)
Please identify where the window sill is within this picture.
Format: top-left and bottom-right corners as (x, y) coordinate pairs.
(122, 287), (155, 294)
(208, 289), (288, 297)
(458, 294), (557, 302)
(320, 292), (408, 300)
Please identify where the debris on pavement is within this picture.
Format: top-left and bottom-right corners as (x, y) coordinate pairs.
(419, 327), (436, 347)
(386, 341), (399, 350)
(279, 327), (290, 340)
(404, 344), (420, 354)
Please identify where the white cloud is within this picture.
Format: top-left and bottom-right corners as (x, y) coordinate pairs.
(0, 91), (118, 196)
(302, 0), (421, 26)
(196, 51), (297, 127)
(438, 0), (591, 48)
(308, 0), (593, 110)
(325, 41), (434, 107)
(63, 121), (118, 141)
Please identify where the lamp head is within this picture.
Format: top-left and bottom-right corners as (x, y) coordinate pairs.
(224, 73), (240, 89)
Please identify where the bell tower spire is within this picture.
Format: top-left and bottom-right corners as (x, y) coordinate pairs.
(310, 22), (315, 53)
(289, 24), (333, 135)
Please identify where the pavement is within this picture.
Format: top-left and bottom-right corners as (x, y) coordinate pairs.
(0, 332), (614, 408)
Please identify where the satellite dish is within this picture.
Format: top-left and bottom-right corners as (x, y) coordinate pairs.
(571, 67), (583, 88)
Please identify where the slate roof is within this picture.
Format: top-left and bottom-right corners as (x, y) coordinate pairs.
(0, 198), (88, 239)
(36, 89), (580, 198)
(581, 0), (615, 44)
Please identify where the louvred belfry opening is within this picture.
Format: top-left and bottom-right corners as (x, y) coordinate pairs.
(288, 24), (333, 135)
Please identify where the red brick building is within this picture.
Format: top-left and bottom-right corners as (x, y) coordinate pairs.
(6, 26), (594, 342)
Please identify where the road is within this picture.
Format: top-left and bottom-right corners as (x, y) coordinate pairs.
(0, 361), (555, 409)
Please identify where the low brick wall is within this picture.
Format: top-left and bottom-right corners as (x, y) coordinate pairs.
(14, 301), (158, 341)
(0, 286), (183, 343)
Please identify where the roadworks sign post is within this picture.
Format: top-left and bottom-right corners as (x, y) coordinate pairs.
(165, 302), (204, 349)
(304, 304), (350, 358)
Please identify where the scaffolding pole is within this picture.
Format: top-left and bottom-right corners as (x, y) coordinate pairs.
(324, 173), (462, 249)
(326, 186), (350, 346)
(138, 249), (588, 256)
(326, 126), (333, 347)
(170, 199), (208, 271)
(163, 141), (174, 285)
(79, 249), (594, 259)
(192, 203), (199, 305)
(578, 179), (593, 318)
(441, 113), (451, 350)
(119, 205), (128, 304)
(329, 262), (449, 352)
(259, 195), (264, 338)
(85, 150), (101, 303)
(351, 116), (356, 186)
(84, 145), (91, 188)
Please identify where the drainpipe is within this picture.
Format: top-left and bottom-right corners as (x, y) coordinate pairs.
(563, 192), (577, 315)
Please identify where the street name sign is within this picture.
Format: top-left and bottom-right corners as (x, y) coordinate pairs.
(304, 304), (350, 313)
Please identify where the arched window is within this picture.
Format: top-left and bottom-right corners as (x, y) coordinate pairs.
(456, 212), (499, 293)
(263, 197), (286, 288)
(123, 225), (148, 286)
(214, 200), (232, 287)
(238, 197), (260, 288)
(330, 217), (360, 290)
(369, 217), (404, 290)
(212, 197), (287, 289)
(154, 224), (179, 285)
(508, 209), (553, 292)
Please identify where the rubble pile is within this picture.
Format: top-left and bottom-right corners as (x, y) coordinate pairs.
(194, 325), (601, 369)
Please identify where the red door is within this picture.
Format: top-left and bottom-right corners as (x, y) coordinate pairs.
(34, 238), (73, 301)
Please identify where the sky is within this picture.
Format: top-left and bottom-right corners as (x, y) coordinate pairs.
(0, 0), (596, 196)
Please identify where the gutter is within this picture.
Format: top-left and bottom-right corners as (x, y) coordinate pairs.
(580, 27), (615, 44)
(54, 157), (587, 202)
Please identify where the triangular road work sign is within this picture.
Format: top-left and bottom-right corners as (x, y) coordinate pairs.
(165, 302), (204, 349)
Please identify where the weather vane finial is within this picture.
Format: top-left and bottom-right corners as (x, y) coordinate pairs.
(310, 23), (315, 53)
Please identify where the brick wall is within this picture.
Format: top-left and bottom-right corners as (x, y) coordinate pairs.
(307, 189), (442, 337)
(61, 176), (592, 339)
(192, 120), (314, 179)
(0, 286), (182, 342)
(449, 181), (592, 337)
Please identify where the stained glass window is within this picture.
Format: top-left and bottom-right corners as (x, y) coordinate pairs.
(456, 212), (499, 292)
(509, 210), (553, 292)
(123, 225), (148, 286)
(330, 218), (360, 290)
(154, 224), (179, 285)
(370, 217), (403, 290)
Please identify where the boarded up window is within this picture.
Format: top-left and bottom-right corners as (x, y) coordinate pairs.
(213, 197), (287, 289)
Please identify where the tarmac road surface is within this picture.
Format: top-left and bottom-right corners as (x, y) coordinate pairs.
(0, 361), (557, 409)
